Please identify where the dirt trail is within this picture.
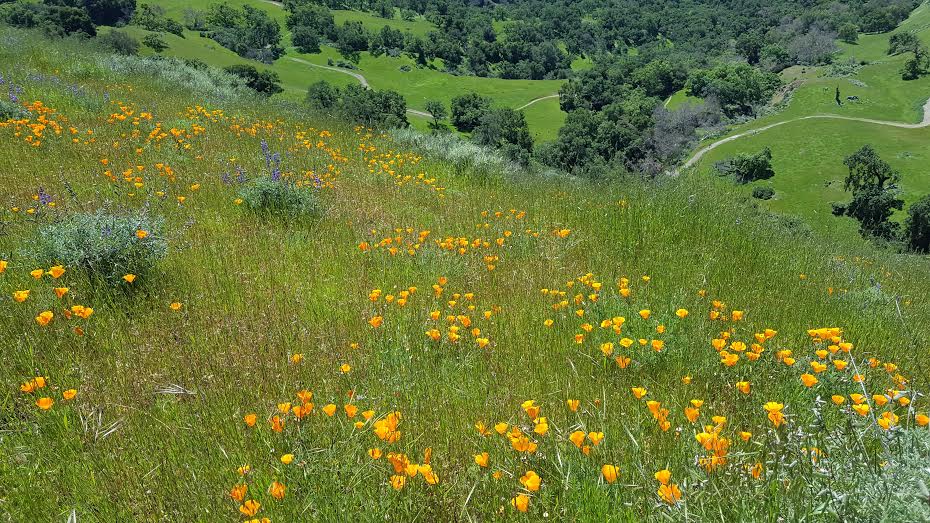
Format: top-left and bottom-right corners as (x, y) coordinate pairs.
(286, 58), (557, 118)
(679, 97), (930, 172)
(516, 94), (560, 110)
(286, 57), (370, 88)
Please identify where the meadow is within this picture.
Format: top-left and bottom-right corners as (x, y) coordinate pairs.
(2, 26), (930, 522)
(109, 0), (567, 141)
(687, 4), (930, 246)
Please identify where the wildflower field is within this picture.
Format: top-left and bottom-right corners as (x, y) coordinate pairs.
(2, 29), (930, 522)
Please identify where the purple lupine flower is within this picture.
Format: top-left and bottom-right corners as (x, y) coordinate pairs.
(270, 153), (282, 181)
(236, 165), (246, 183)
(221, 171), (231, 185)
(261, 139), (270, 168)
(37, 187), (52, 206)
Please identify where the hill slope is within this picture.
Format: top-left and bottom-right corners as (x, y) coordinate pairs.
(1, 27), (930, 522)
(685, 3), (930, 242)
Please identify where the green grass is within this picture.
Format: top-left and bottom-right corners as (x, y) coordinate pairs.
(2, 25), (930, 522)
(520, 97), (565, 142)
(664, 88), (703, 110)
(692, 119), (930, 240)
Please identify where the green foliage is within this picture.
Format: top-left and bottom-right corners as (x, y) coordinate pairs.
(292, 26), (321, 54)
(888, 32), (921, 55)
(833, 145), (904, 241)
(838, 23), (859, 44)
(205, 3), (283, 63)
(369, 25), (405, 57)
(305, 80), (339, 110)
(423, 99), (447, 131)
(752, 186), (775, 200)
(141, 32), (167, 53)
(687, 63), (781, 117)
(132, 4), (183, 37)
(904, 194), (930, 252)
(223, 64), (282, 96)
(842, 144), (899, 192)
(736, 31), (764, 65)
(32, 211), (167, 284)
(182, 7), (206, 30)
(237, 177), (322, 219)
(44, 0), (135, 26)
(901, 49), (928, 80)
(305, 81), (407, 128)
(858, 0), (920, 33)
(335, 20), (370, 63)
(450, 92), (491, 133)
(717, 147), (775, 184)
(389, 127), (516, 177)
(834, 185), (904, 241)
(1, 3), (97, 37)
(286, 4), (335, 54)
(472, 107), (533, 164)
(0, 100), (29, 120)
(97, 29), (138, 55)
(101, 54), (248, 100)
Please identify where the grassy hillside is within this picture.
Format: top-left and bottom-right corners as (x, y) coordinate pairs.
(113, 0), (565, 141)
(2, 27), (930, 522)
(687, 3), (930, 245)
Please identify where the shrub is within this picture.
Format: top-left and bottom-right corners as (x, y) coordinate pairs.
(0, 99), (29, 119)
(132, 4), (184, 37)
(237, 177), (322, 219)
(223, 64), (282, 96)
(142, 32), (168, 53)
(32, 211), (167, 284)
(716, 147), (775, 184)
(98, 29), (139, 55)
(752, 186), (775, 200)
(306, 80), (339, 110)
(389, 127), (521, 178)
(100, 54), (249, 100)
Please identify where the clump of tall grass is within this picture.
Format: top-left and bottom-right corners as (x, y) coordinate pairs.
(389, 128), (520, 178)
(31, 210), (167, 284)
(237, 177), (323, 220)
(98, 54), (249, 100)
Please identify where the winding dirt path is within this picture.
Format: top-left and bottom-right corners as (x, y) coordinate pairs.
(516, 94), (559, 110)
(286, 57), (370, 88)
(679, 98), (930, 172)
(286, 56), (561, 119)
